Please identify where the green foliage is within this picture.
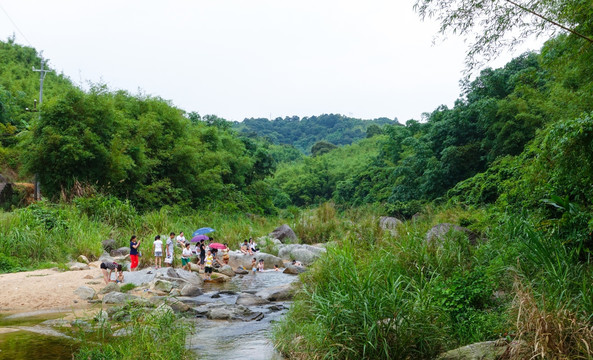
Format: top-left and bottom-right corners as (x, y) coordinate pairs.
(74, 305), (192, 360)
(310, 140), (337, 157)
(234, 114), (398, 154)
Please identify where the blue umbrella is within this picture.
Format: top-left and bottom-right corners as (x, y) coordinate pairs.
(192, 227), (215, 237)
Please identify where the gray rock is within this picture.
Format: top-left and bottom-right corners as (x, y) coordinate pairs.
(180, 284), (203, 297)
(170, 288), (181, 297)
(228, 251), (284, 270)
(200, 303), (262, 321)
(102, 292), (137, 304)
(175, 269), (203, 286)
(283, 264), (307, 275)
(99, 252), (115, 263)
(379, 216), (403, 237)
(74, 286), (97, 300)
(101, 239), (117, 253)
(151, 279), (174, 293)
(255, 283), (296, 301)
(218, 265), (235, 277)
(425, 223), (479, 246)
(236, 293), (270, 306)
(99, 282), (120, 295)
(148, 304), (174, 320)
(268, 224), (297, 243)
(77, 255), (90, 264)
(69, 262), (90, 271)
(437, 340), (528, 360)
(234, 267), (249, 275)
(278, 244), (326, 265)
(113, 328), (133, 336)
(110, 247), (130, 257)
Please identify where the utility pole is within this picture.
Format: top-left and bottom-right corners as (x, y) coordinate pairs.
(32, 51), (51, 201)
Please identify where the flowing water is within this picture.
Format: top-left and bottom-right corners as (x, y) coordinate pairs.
(0, 271), (296, 360)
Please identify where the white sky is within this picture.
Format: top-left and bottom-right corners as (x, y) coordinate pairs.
(0, 0), (544, 123)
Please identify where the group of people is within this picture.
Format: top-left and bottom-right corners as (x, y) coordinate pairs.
(240, 238), (258, 255)
(99, 232), (293, 284)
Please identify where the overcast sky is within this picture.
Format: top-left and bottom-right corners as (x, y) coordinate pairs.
(0, 0), (543, 123)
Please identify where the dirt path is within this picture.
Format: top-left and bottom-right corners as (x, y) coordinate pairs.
(0, 263), (106, 313)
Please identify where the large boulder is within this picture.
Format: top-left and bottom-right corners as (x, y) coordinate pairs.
(99, 282), (120, 294)
(74, 286), (97, 300)
(278, 244), (326, 265)
(195, 302), (264, 321)
(98, 252), (115, 263)
(236, 293), (270, 306)
(101, 239), (117, 253)
(269, 224), (297, 243)
(256, 283), (297, 301)
(228, 251), (283, 270)
(425, 223), (479, 246)
(283, 264), (307, 275)
(111, 247), (130, 257)
(217, 265), (235, 277)
(124, 267), (203, 287)
(102, 292), (137, 304)
(379, 216), (403, 237)
(437, 340), (528, 360)
(69, 262), (90, 271)
(180, 284), (203, 297)
(151, 279), (174, 293)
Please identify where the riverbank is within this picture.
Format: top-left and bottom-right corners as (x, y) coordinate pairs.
(0, 265), (104, 312)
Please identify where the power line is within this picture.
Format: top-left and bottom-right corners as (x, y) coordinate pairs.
(0, 2), (33, 46)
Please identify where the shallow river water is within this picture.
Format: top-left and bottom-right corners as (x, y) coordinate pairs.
(0, 271), (296, 360)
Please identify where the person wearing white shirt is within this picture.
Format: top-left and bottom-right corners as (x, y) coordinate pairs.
(176, 232), (187, 246)
(153, 235), (163, 269)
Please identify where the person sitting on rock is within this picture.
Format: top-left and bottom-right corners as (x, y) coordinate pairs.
(241, 240), (253, 255)
(249, 237), (259, 253)
(100, 262), (123, 284)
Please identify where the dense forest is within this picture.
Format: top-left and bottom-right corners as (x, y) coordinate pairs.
(1, 2), (593, 356)
(233, 115), (398, 154)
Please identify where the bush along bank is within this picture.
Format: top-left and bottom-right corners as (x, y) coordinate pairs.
(273, 207), (593, 359)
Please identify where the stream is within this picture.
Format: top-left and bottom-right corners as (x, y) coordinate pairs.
(0, 271), (296, 360)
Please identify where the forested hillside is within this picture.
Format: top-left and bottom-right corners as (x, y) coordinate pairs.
(233, 114), (397, 153)
(0, 39), (279, 213)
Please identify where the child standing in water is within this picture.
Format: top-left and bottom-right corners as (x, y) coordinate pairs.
(204, 250), (214, 280)
(258, 259), (265, 272)
(251, 258), (257, 273)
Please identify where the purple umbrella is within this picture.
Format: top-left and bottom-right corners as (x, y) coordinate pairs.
(191, 235), (209, 242)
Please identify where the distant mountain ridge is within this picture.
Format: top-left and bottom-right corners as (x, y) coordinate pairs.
(233, 114), (398, 154)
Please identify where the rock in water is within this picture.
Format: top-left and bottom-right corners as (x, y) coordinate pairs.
(268, 224), (297, 243)
(74, 286), (97, 300)
(256, 283), (296, 301)
(236, 293), (270, 306)
(283, 264), (307, 274)
(217, 265), (235, 277)
(180, 284), (203, 297)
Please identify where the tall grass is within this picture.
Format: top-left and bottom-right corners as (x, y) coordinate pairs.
(74, 305), (192, 360)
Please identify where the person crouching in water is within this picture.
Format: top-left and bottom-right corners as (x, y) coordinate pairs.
(204, 250), (214, 280)
(100, 262), (123, 284)
(182, 243), (192, 271)
(258, 259), (265, 272)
